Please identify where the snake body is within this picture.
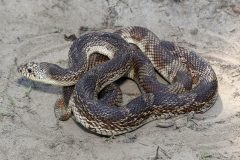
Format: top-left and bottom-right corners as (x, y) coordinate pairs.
(18, 26), (218, 136)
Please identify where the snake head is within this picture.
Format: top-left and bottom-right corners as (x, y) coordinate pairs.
(17, 62), (50, 83)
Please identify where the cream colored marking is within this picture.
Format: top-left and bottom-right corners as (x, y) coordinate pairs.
(86, 45), (116, 61)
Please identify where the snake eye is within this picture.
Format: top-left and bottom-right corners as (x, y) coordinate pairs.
(27, 68), (32, 73)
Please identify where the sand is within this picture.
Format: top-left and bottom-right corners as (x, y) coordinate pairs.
(0, 0), (240, 159)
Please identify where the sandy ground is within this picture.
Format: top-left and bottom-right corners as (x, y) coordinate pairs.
(0, 0), (240, 159)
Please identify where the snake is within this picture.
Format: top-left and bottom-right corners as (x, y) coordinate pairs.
(17, 26), (218, 136)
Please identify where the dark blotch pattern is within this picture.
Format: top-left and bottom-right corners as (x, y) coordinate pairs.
(129, 26), (148, 41)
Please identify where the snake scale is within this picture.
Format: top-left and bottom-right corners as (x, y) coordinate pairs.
(17, 26), (218, 136)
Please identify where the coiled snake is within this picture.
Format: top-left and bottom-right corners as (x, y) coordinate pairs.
(17, 26), (218, 136)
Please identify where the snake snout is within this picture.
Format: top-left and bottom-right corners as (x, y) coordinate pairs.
(17, 66), (22, 73)
(17, 65), (26, 75)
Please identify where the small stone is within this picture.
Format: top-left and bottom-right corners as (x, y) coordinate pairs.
(190, 28), (198, 35)
(231, 4), (240, 14)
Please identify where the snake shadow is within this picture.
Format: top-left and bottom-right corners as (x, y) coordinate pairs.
(197, 93), (223, 118)
(16, 77), (62, 95)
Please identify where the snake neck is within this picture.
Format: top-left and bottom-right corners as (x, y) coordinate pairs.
(46, 63), (85, 86)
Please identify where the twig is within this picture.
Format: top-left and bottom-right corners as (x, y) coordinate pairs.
(232, 73), (240, 77)
(153, 146), (160, 160)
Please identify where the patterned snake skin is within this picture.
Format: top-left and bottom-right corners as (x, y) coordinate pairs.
(17, 26), (218, 136)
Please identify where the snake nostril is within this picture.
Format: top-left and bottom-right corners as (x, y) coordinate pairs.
(17, 67), (22, 73)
